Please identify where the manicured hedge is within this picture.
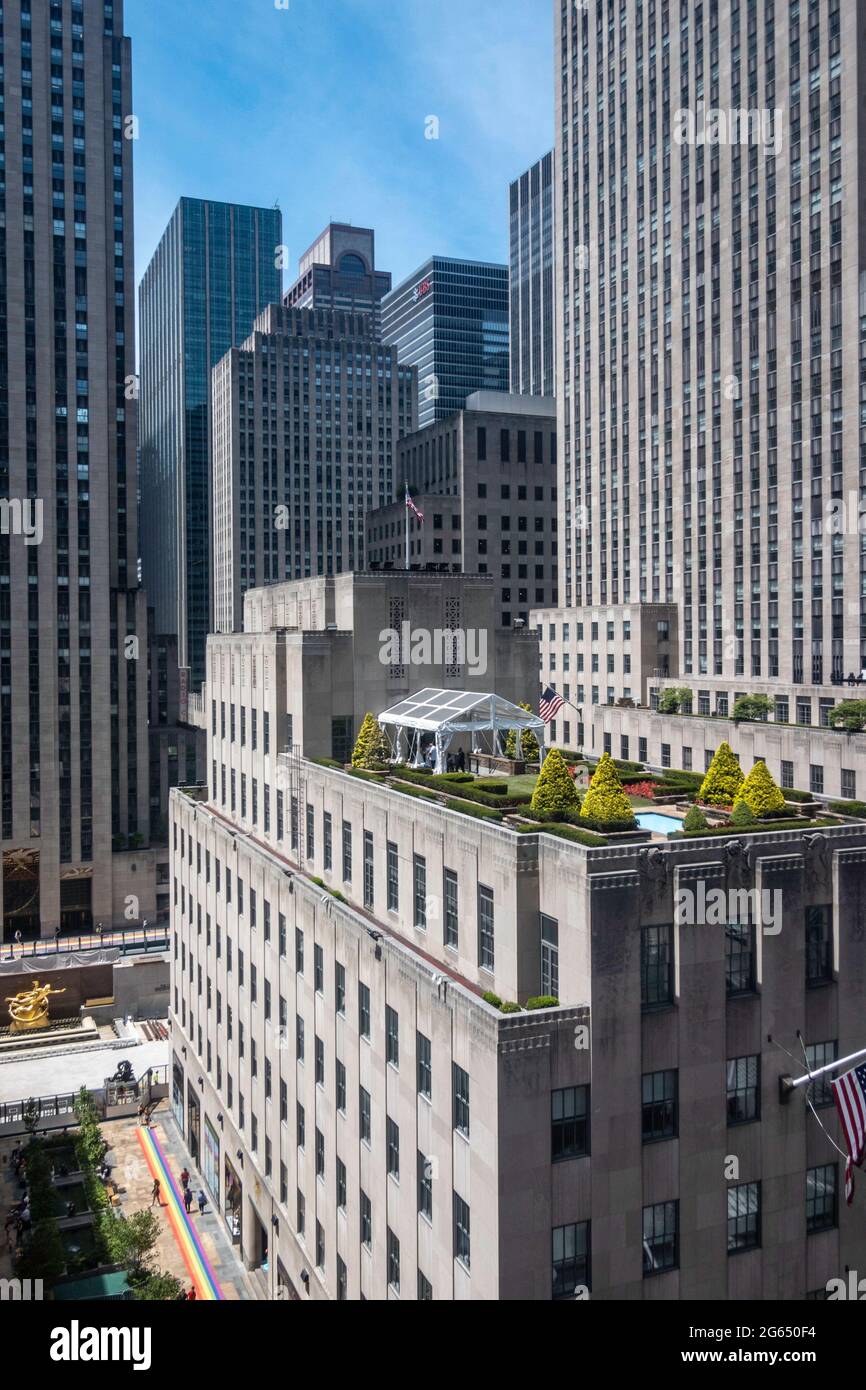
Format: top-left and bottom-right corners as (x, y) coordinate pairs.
(829, 800), (866, 818)
(671, 818), (835, 839)
(444, 798), (504, 823)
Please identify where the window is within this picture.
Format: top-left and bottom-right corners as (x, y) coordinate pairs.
(296, 1188), (305, 1237)
(540, 914), (559, 998)
(315, 1036), (325, 1087)
(305, 804), (314, 860)
(359, 1086), (371, 1145)
(359, 982), (371, 1039)
(804, 1041), (837, 1108)
(386, 842), (399, 912)
(296, 1014), (305, 1063)
(643, 1201), (679, 1275)
(727, 1055), (760, 1125)
(418, 1271), (433, 1301)
(360, 1191), (372, 1247)
(444, 869), (459, 949)
(413, 854), (427, 929)
(417, 1032), (432, 1099)
(725, 915), (756, 995)
(323, 812), (333, 871)
(386, 1116), (400, 1178)
(641, 925), (674, 1008)
(810, 764), (824, 795)
(780, 759), (794, 790)
(336, 1157), (347, 1211)
(387, 1228), (400, 1291)
(336, 1059), (347, 1113)
(417, 1152), (433, 1220)
(335, 962), (346, 1015)
(296, 1102), (305, 1150)
(337, 1255), (347, 1301)
(806, 1165), (837, 1233)
(551, 1086), (589, 1160)
(386, 1005), (399, 1067)
(478, 885), (495, 972)
(552, 1221), (590, 1299)
(453, 1192), (471, 1269)
(842, 769), (857, 801)
(295, 928), (304, 976)
(314, 944), (324, 995)
(315, 1220), (325, 1270)
(342, 821), (352, 882)
(453, 1064), (470, 1137)
(806, 905), (833, 985)
(641, 1070), (678, 1142)
(315, 1127), (325, 1178)
(727, 1182), (761, 1253)
(363, 831), (374, 909)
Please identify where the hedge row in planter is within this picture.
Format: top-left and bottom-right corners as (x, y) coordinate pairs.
(829, 800), (866, 818)
(672, 817), (835, 839)
(515, 821), (609, 847)
(444, 798), (504, 823)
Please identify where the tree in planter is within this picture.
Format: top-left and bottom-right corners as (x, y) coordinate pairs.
(730, 798), (756, 828)
(657, 686), (693, 714)
(683, 805), (710, 833)
(16, 1220), (66, 1287)
(828, 700), (866, 733)
(504, 705), (540, 763)
(579, 752), (636, 827)
(350, 713), (389, 769)
(101, 1208), (162, 1279)
(735, 760), (785, 818)
(697, 742), (744, 806)
(22, 1097), (39, 1138)
(530, 748), (581, 818)
(732, 694), (772, 723)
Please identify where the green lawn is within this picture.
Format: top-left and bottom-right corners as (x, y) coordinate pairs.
(507, 773), (540, 798)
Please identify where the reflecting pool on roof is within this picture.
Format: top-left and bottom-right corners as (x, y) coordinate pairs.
(635, 812), (682, 837)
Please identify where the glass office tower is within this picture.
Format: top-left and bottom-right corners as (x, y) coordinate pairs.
(139, 199), (283, 686)
(509, 151), (556, 398)
(382, 257), (509, 428)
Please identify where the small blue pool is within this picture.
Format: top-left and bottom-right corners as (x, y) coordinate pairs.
(635, 812), (682, 836)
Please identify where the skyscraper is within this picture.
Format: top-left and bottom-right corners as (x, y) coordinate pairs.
(536, 0), (865, 784)
(139, 198), (283, 687)
(381, 257), (509, 428)
(0, 0), (149, 937)
(211, 305), (417, 633)
(283, 223), (392, 336)
(509, 151), (556, 397)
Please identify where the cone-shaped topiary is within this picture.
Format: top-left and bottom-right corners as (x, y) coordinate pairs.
(683, 804), (709, 833)
(579, 751), (636, 826)
(351, 712), (388, 769)
(504, 705), (540, 763)
(530, 747), (581, 817)
(697, 741), (744, 806)
(735, 759), (785, 818)
(730, 798), (756, 827)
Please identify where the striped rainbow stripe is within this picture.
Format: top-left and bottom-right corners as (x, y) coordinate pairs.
(137, 1124), (224, 1300)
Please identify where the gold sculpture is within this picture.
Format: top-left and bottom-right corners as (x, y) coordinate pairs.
(6, 980), (66, 1032)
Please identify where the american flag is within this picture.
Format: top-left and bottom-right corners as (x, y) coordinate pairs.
(831, 1061), (866, 1205)
(539, 686), (564, 723)
(405, 486), (424, 523)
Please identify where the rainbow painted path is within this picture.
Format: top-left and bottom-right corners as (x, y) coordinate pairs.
(136, 1123), (224, 1300)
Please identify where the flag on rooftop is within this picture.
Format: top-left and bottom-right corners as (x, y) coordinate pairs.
(539, 686), (564, 723)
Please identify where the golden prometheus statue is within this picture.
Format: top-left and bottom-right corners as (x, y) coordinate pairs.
(6, 980), (66, 1032)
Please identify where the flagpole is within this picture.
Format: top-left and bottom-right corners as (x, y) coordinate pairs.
(404, 481), (409, 571)
(782, 1044), (866, 1093)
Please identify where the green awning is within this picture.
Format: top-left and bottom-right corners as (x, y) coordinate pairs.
(53, 1271), (132, 1301)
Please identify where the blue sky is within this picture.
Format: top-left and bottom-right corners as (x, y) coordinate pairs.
(126, 0), (553, 293)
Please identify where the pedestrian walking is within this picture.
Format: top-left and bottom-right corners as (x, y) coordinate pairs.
(186, 1285), (197, 1301)
(197, 1189), (206, 1216)
(183, 1186), (193, 1214)
(13, 930), (21, 948)
(180, 1167), (190, 1189)
(137, 1103), (146, 1126)
(150, 1178), (162, 1207)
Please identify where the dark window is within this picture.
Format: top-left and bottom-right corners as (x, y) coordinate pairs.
(386, 1005), (399, 1067)
(552, 1221), (590, 1299)
(806, 1165), (837, 1233)
(641, 1070), (678, 1142)
(417, 1032), (432, 1099)
(359, 982), (370, 1039)
(363, 830), (374, 909)
(386, 841), (399, 912)
(727, 1055), (760, 1125)
(641, 925), (674, 1008)
(727, 1182), (760, 1253)
(551, 1086), (590, 1160)
(804, 1041), (837, 1108)
(453, 1064), (470, 1137)
(417, 1152), (433, 1220)
(643, 1201), (679, 1275)
(478, 885), (495, 972)
(444, 869), (459, 948)
(386, 1116), (400, 1178)
(806, 905), (833, 985)
(725, 916), (756, 995)
(453, 1192), (471, 1268)
(413, 854), (427, 928)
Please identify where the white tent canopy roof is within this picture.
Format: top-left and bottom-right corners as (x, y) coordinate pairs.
(377, 688), (545, 736)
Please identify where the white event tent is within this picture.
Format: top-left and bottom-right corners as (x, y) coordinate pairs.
(377, 688), (547, 774)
